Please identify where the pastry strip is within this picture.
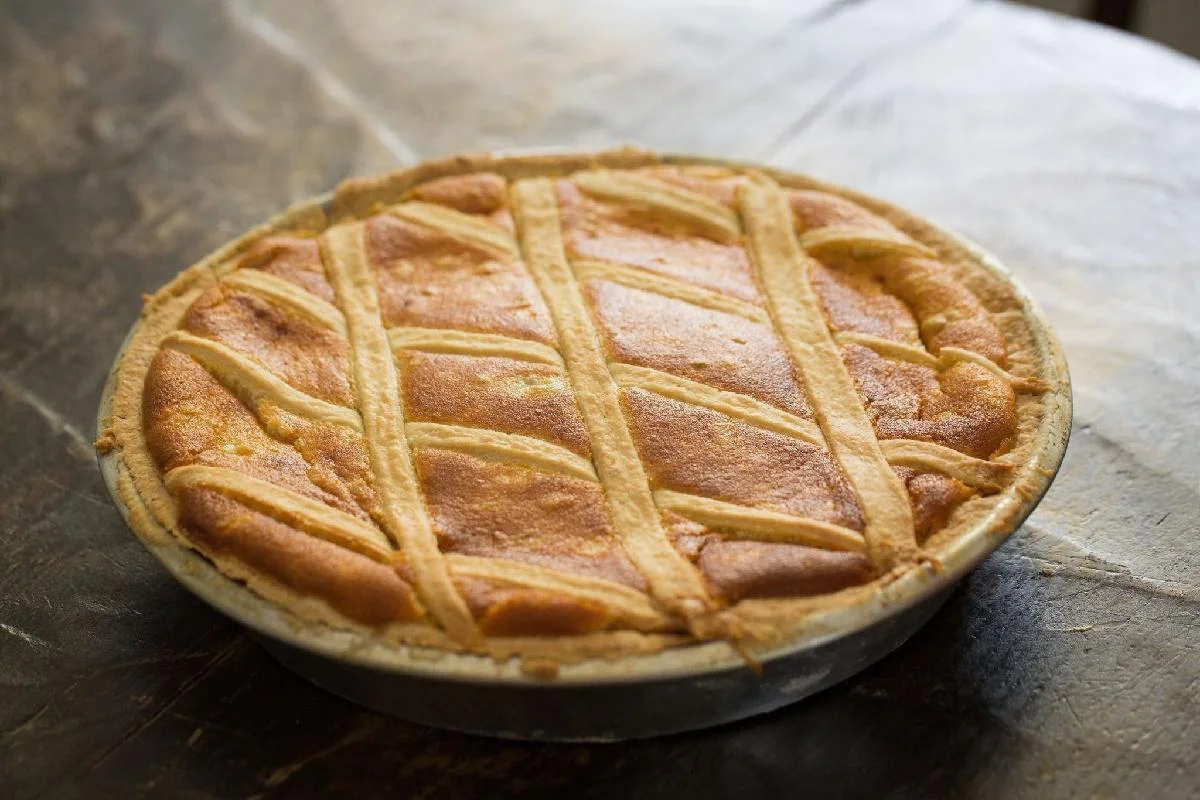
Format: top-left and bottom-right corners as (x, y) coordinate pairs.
(878, 439), (1014, 491)
(573, 259), (769, 324)
(385, 201), (519, 260)
(799, 225), (935, 259)
(162, 331), (362, 432)
(740, 177), (917, 571)
(834, 331), (940, 369)
(654, 490), (866, 553)
(446, 554), (669, 632)
(573, 170), (741, 243)
(321, 222), (482, 646)
(388, 327), (563, 366)
(165, 464), (393, 561)
(608, 363), (823, 445)
(406, 421), (598, 482)
(836, 332), (1047, 392)
(512, 178), (712, 620)
(223, 269), (347, 335)
(939, 346), (1049, 392)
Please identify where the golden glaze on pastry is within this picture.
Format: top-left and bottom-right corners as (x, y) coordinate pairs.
(105, 150), (1052, 657)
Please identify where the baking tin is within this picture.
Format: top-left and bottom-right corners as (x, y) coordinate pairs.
(97, 153), (1072, 741)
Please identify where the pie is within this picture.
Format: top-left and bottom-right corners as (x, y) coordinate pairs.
(99, 149), (1062, 669)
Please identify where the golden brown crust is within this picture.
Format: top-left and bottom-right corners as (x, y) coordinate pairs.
(241, 237), (336, 302)
(410, 172), (509, 216)
(622, 388), (862, 528)
(841, 345), (1017, 459)
(180, 285), (355, 406)
(400, 352), (591, 458)
(176, 486), (422, 625)
(696, 539), (874, 604)
(477, 590), (612, 638)
(417, 448), (647, 590)
(102, 148), (1064, 664)
(587, 280), (814, 418)
(557, 179), (759, 301)
(366, 214), (556, 346)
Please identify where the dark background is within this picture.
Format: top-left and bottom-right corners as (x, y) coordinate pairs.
(1, 1), (1197, 798)
(1019, 0), (1200, 58)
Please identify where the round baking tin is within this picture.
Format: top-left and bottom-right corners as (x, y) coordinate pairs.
(97, 152), (1072, 741)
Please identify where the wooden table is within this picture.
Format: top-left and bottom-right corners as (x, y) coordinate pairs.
(2, 1), (1197, 797)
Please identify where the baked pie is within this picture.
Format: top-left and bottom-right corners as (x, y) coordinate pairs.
(99, 149), (1060, 667)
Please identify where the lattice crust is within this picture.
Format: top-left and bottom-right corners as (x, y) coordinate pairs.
(126, 154), (1050, 652)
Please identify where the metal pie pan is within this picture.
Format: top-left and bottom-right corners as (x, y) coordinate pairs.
(96, 152), (1072, 741)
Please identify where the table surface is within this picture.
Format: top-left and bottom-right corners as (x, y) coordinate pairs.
(1, 0), (1198, 797)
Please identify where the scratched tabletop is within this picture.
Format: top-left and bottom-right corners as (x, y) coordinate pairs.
(1, 0), (1197, 797)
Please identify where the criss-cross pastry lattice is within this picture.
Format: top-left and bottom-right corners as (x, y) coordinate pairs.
(110, 152), (1050, 655)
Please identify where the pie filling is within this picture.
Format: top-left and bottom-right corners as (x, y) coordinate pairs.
(123, 157), (1046, 648)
